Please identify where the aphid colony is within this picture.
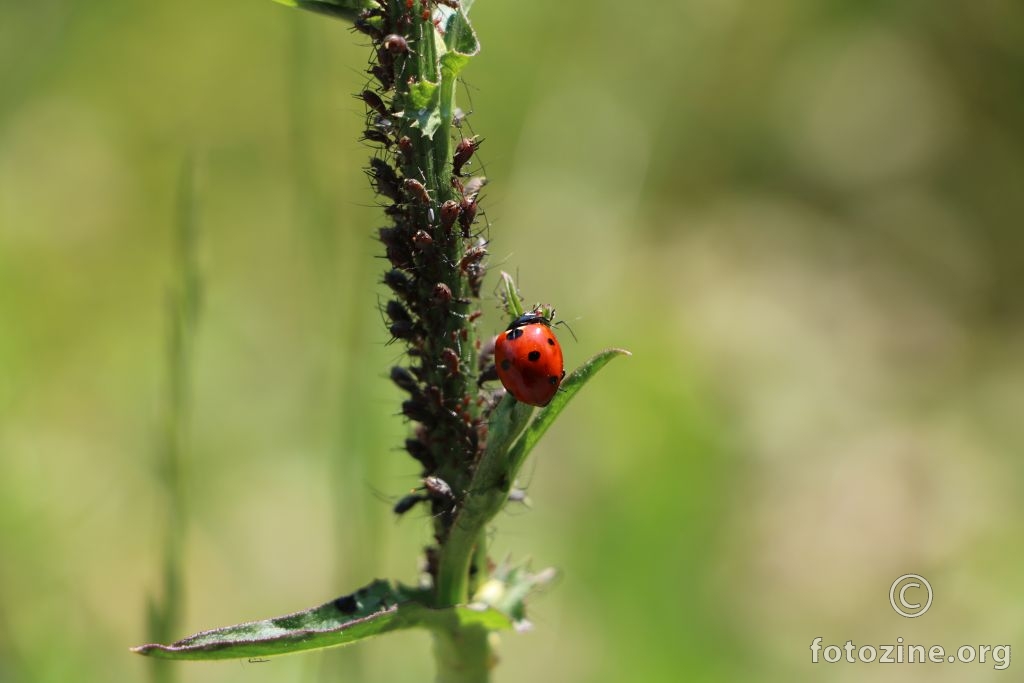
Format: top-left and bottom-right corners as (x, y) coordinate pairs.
(354, 0), (564, 532)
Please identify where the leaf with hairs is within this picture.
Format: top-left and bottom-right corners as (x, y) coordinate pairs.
(508, 349), (632, 473)
(133, 580), (511, 661)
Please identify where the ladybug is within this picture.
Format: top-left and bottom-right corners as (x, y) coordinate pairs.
(494, 310), (565, 407)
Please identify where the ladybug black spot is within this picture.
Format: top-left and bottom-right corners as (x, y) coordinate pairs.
(500, 359), (512, 371)
(334, 594), (359, 614)
(547, 337), (555, 345)
(548, 376), (558, 385)
(527, 350), (541, 362)
(507, 328), (524, 341)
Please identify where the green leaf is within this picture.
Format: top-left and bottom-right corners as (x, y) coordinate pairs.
(413, 0), (479, 139)
(508, 348), (632, 472)
(436, 5), (479, 88)
(408, 80), (442, 137)
(133, 580), (511, 661)
(271, 0), (374, 22)
(498, 271), (525, 319)
(483, 393), (534, 464)
(440, 1), (479, 54)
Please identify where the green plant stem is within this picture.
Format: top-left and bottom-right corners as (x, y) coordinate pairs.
(435, 398), (533, 606)
(432, 625), (492, 683)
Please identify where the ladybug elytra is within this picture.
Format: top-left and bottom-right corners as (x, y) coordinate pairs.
(494, 310), (565, 407)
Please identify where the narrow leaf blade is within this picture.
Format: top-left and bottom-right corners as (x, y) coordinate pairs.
(508, 348), (631, 472)
(498, 271), (525, 319)
(271, 0), (372, 21)
(133, 580), (511, 661)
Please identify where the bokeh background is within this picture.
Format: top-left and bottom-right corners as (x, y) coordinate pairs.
(2, 1), (1023, 681)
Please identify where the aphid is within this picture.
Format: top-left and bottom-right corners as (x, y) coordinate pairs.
(383, 268), (414, 299)
(382, 34), (410, 55)
(386, 299), (412, 324)
(439, 200), (460, 233)
(352, 17), (384, 41)
(432, 282), (452, 304)
(370, 64), (394, 91)
(458, 196), (477, 236)
(462, 176), (487, 200)
(411, 229), (433, 251)
(403, 178), (432, 204)
(493, 309), (566, 407)
(405, 437), (435, 469)
(452, 137), (482, 176)
(368, 158), (402, 202)
(390, 320), (417, 340)
(379, 227), (413, 269)
(452, 107), (468, 129)
(362, 128), (393, 148)
(423, 475), (453, 501)
(402, 398), (433, 423)
(397, 136), (415, 164)
(459, 241), (487, 272)
(358, 89), (390, 119)
(390, 366), (420, 394)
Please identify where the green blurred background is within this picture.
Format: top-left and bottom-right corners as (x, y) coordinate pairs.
(2, 1), (1023, 681)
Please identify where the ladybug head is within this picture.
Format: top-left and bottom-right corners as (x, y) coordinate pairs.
(506, 308), (552, 331)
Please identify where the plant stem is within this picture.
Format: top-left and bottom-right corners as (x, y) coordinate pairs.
(435, 397), (532, 605)
(432, 624), (492, 683)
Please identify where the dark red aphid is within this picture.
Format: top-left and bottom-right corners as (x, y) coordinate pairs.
(432, 282), (452, 304)
(412, 229), (434, 250)
(458, 196), (477, 236)
(382, 34), (410, 54)
(397, 136), (415, 164)
(459, 242), (487, 272)
(452, 137), (481, 176)
(439, 200), (460, 233)
(403, 178), (431, 204)
(493, 311), (565, 407)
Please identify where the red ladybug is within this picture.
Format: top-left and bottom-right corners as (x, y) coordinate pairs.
(494, 311), (565, 407)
